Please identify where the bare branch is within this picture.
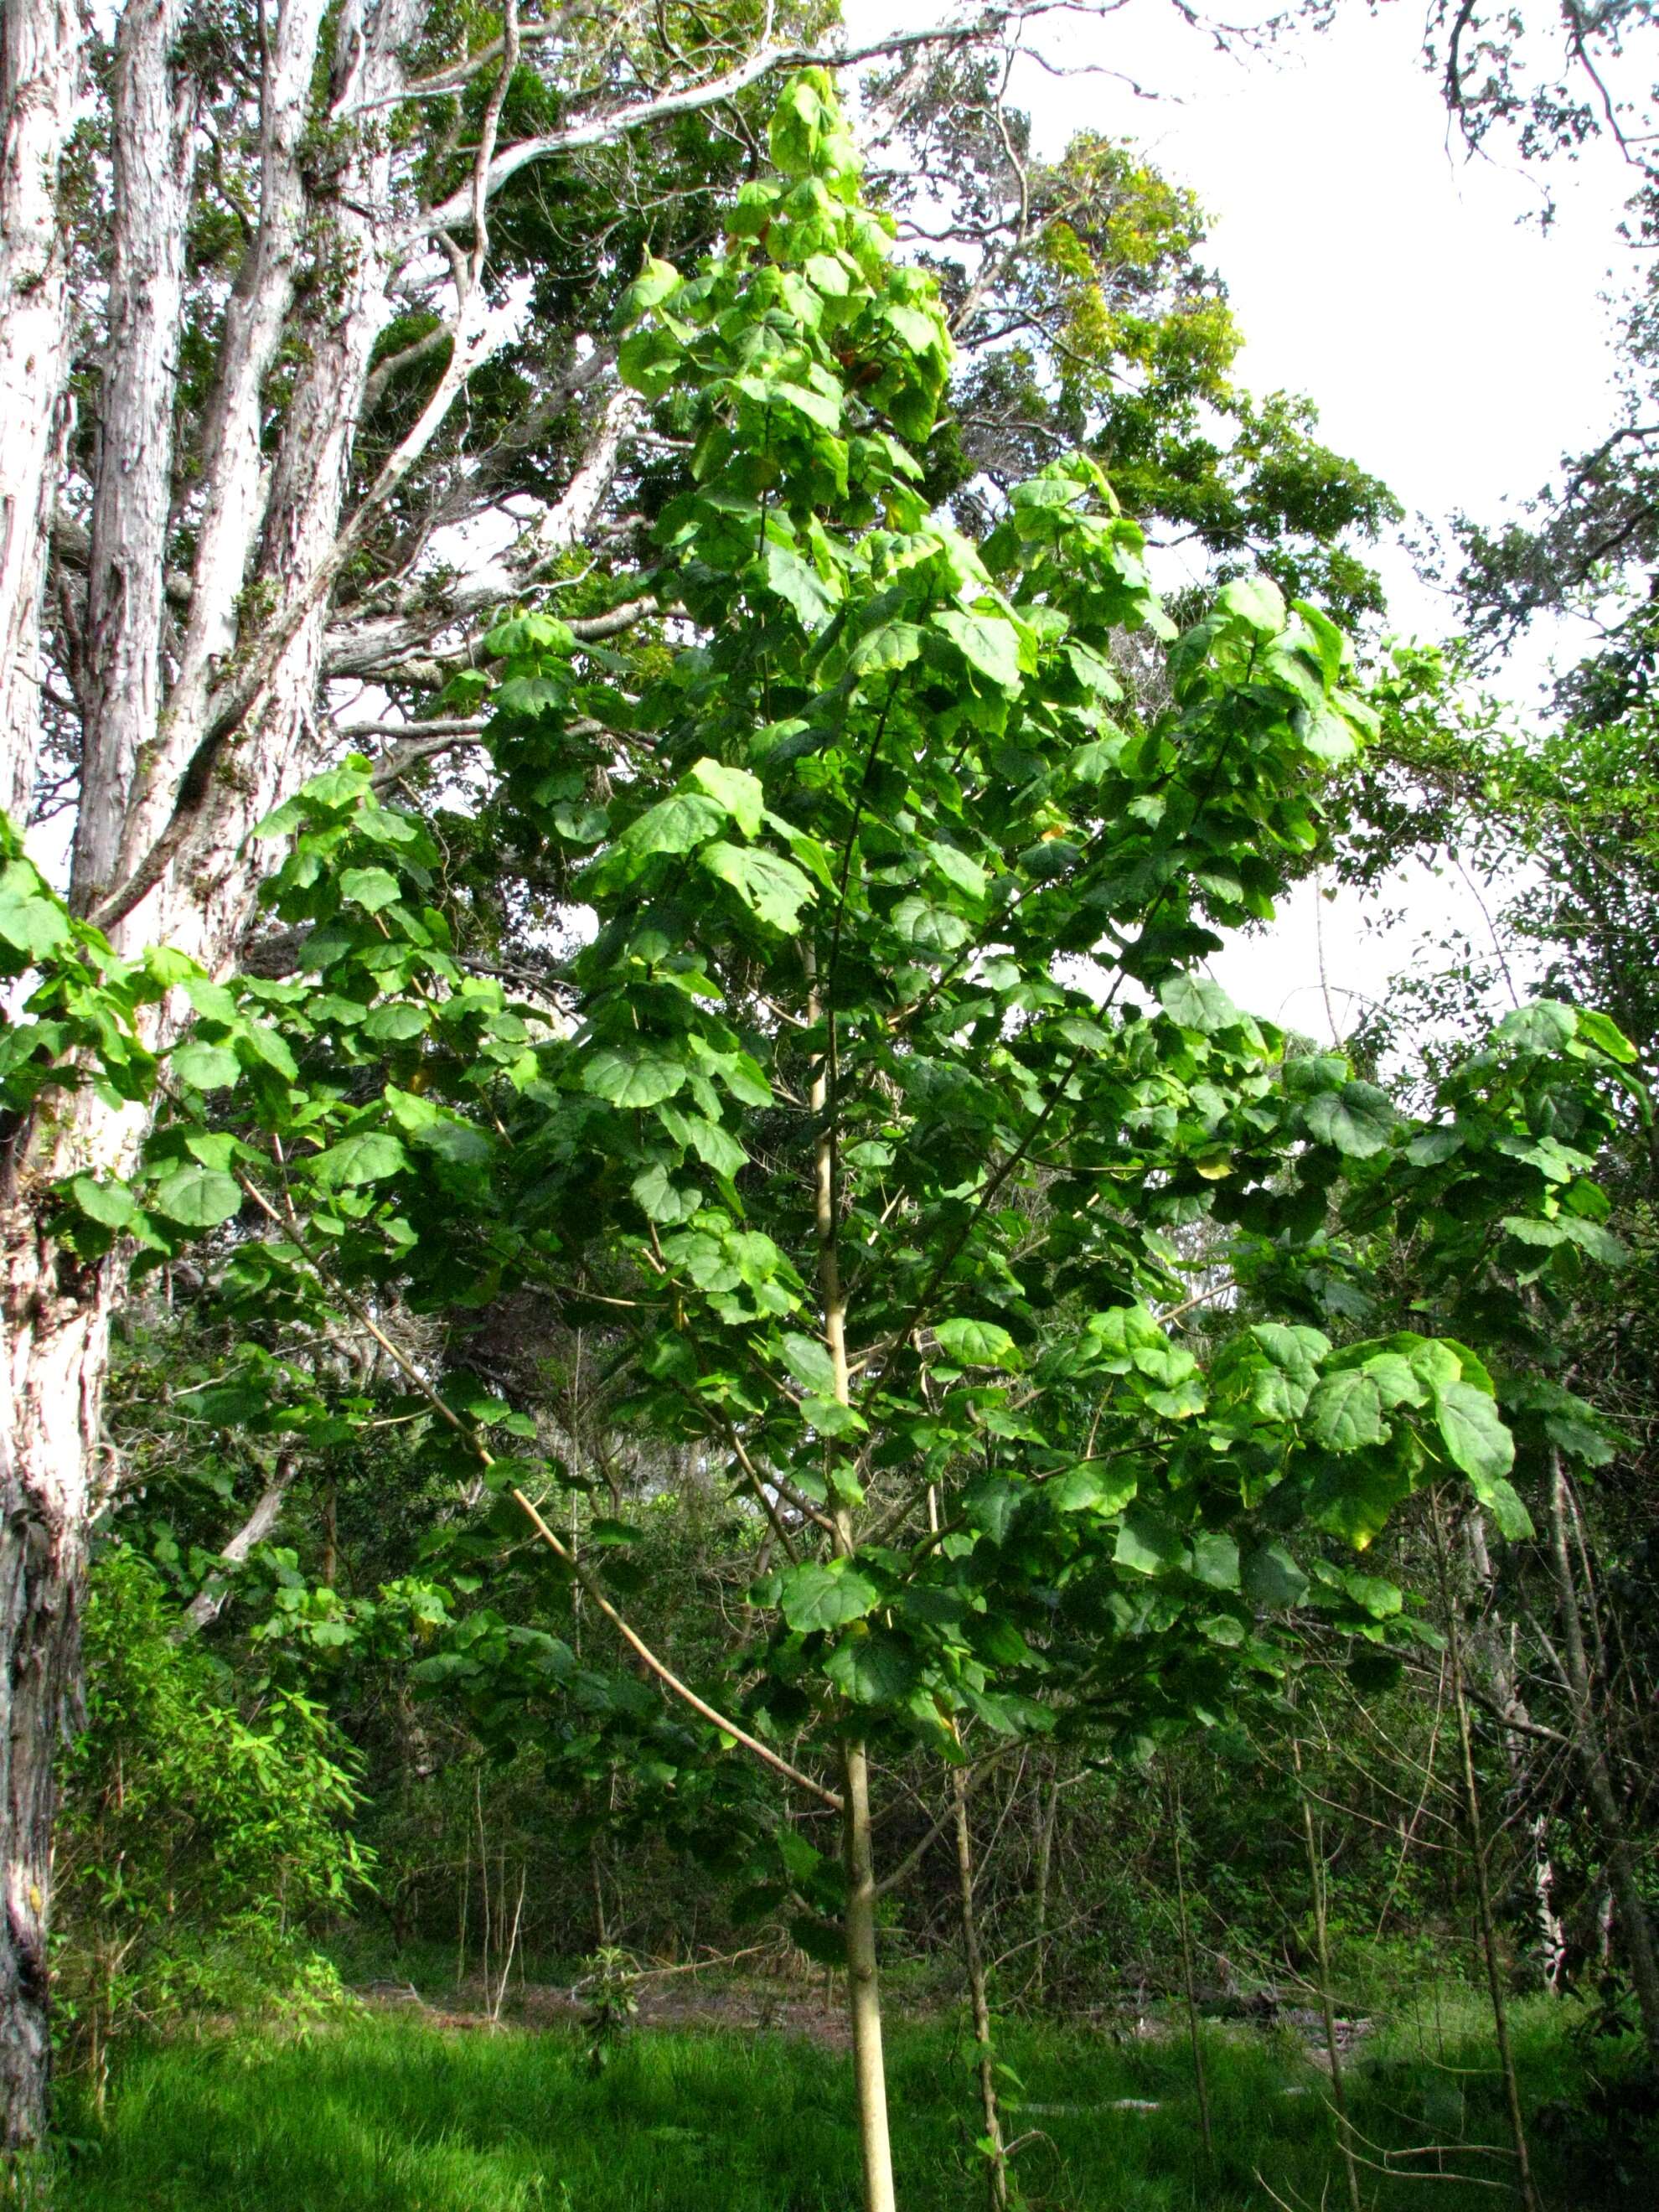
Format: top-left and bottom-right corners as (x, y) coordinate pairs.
(416, 4), (1113, 238)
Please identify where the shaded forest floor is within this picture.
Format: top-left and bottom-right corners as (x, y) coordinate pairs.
(39, 1980), (1657, 2211)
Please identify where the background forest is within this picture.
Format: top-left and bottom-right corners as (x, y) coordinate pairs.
(1, 3), (1657, 2209)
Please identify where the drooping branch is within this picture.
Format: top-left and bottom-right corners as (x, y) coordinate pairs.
(225, 1160), (842, 1813)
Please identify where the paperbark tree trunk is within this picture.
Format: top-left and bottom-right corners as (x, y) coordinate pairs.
(1464, 1514), (1566, 1989)
(0, 1200), (112, 2144)
(72, 0), (199, 894)
(0, 0), (419, 2137)
(0, 0), (85, 825)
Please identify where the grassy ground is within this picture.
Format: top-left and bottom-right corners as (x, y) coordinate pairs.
(36, 1989), (1656, 2210)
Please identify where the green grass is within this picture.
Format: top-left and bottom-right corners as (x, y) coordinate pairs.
(37, 1993), (1656, 2211)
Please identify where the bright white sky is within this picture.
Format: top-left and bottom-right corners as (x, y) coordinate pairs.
(845, 0), (1634, 1046)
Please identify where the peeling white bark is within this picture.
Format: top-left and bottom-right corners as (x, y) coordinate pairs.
(0, 0), (86, 826)
(108, 0), (424, 966)
(74, 0), (201, 894)
(179, 1453), (298, 1634)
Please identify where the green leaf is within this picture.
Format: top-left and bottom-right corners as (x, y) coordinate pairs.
(339, 867), (402, 913)
(699, 843), (815, 932)
(1114, 1507), (1183, 1576)
(964, 1476), (1023, 1543)
(583, 1050), (687, 1109)
(935, 610), (1021, 691)
(775, 380), (843, 432)
(69, 1176), (143, 1229)
(778, 1559), (880, 1633)
(764, 541), (839, 630)
(927, 840), (988, 900)
(1558, 1217), (1628, 1265)
(933, 1317), (1021, 1369)
(151, 1164), (243, 1229)
(361, 1003), (429, 1043)
(1434, 1379), (1516, 1492)
(1495, 1001), (1576, 1052)
(0, 863), (71, 960)
(1574, 1008), (1637, 1064)
(825, 1630), (918, 1705)
(309, 1131), (410, 1189)
(1217, 575), (1286, 633)
(685, 1118), (747, 1177)
(1252, 1323), (1331, 1379)
(1360, 1352), (1427, 1408)
(1408, 1129), (1463, 1165)
(1305, 1082), (1395, 1158)
(1158, 974), (1238, 1034)
(631, 1163), (703, 1224)
(620, 792), (728, 856)
(181, 978), (238, 1023)
(1190, 1532), (1241, 1590)
(685, 759), (766, 839)
(848, 621), (924, 678)
(1473, 1478), (1535, 1542)
(781, 1331), (838, 1396)
(615, 254), (681, 327)
(1047, 1463), (1139, 1515)
(169, 1041), (240, 1092)
(1307, 1368), (1387, 1453)
(1241, 1542), (1310, 1609)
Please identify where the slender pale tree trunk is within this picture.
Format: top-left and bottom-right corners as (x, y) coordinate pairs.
(72, 0), (199, 893)
(843, 1736), (897, 2212)
(1433, 1497), (1541, 2212)
(1166, 1765), (1213, 2164)
(1545, 1450), (1659, 2067)
(0, 0), (85, 827)
(809, 950), (897, 2212)
(1032, 1754), (1059, 2004)
(1291, 1732), (1363, 2212)
(1465, 1514), (1565, 1989)
(952, 1762), (1009, 2210)
(177, 1449), (299, 1635)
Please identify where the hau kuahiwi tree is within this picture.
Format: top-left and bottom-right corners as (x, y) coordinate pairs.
(3, 69), (1625, 2202)
(0, 0), (1274, 2147)
(0, 0), (1410, 2142)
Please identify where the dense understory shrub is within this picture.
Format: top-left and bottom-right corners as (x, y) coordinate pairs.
(54, 1549), (371, 2092)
